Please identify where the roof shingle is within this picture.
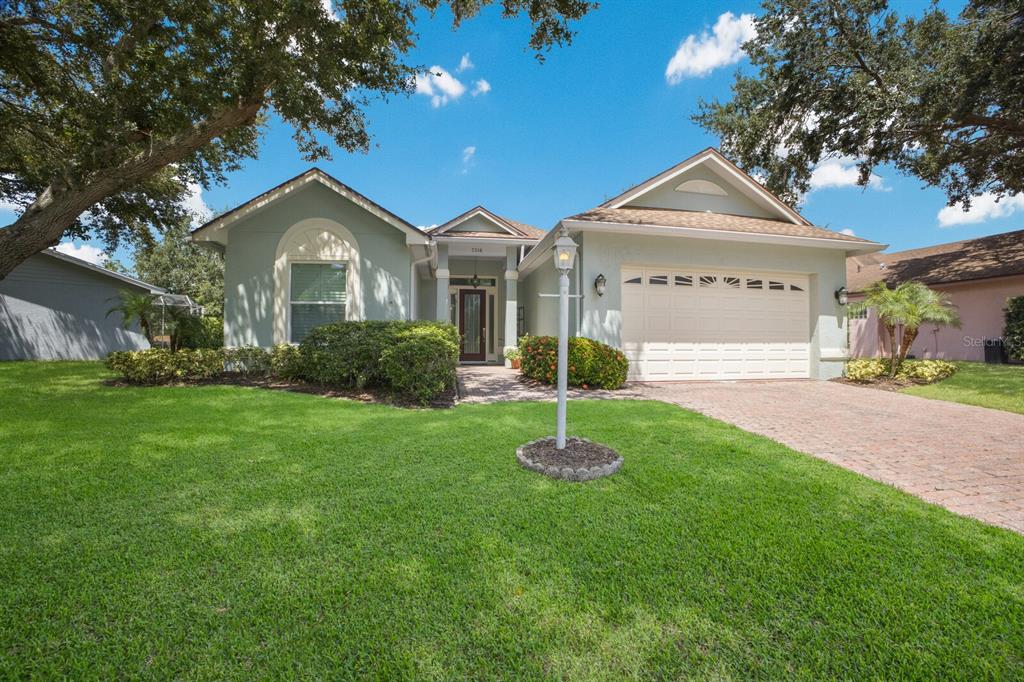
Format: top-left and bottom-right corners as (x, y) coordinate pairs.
(566, 206), (872, 244)
(847, 229), (1024, 292)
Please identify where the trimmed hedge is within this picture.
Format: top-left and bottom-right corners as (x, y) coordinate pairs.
(105, 321), (459, 404)
(844, 358), (958, 383)
(1004, 296), (1024, 361)
(519, 335), (629, 390)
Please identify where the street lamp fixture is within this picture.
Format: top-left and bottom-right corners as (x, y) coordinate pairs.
(552, 228), (578, 449)
(553, 232), (578, 272)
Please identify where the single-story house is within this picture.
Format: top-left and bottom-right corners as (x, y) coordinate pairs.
(192, 148), (883, 380)
(848, 229), (1024, 362)
(0, 249), (163, 360)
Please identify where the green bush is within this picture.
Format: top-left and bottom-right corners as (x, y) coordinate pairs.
(844, 358), (887, 381)
(519, 335), (629, 390)
(270, 344), (304, 381)
(224, 346), (271, 376)
(179, 316), (223, 349)
(106, 348), (225, 384)
(1004, 296), (1024, 361)
(380, 325), (459, 404)
(845, 358), (957, 383)
(298, 320), (459, 399)
(896, 359), (958, 383)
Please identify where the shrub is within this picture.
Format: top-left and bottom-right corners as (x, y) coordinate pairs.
(519, 335), (629, 390)
(1004, 296), (1024, 361)
(380, 325), (459, 404)
(106, 348), (224, 384)
(844, 358), (887, 382)
(270, 344), (304, 381)
(224, 346), (271, 376)
(179, 316), (224, 349)
(845, 357), (957, 383)
(896, 359), (958, 383)
(297, 320), (459, 399)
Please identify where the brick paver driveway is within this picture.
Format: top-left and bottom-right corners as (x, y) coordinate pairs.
(458, 367), (1024, 533)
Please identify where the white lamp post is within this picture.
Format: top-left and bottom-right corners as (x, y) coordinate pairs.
(552, 228), (578, 449)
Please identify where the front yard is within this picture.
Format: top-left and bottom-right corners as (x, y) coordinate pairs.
(1, 362), (1021, 678)
(902, 361), (1024, 414)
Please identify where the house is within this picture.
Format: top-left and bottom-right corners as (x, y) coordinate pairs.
(0, 249), (163, 360)
(848, 229), (1024, 361)
(192, 148), (883, 380)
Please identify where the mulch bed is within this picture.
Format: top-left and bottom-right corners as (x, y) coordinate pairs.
(103, 376), (457, 409)
(830, 376), (924, 393)
(516, 436), (623, 482)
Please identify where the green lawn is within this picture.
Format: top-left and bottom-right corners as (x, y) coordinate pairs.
(902, 361), (1024, 414)
(1, 363), (1022, 679)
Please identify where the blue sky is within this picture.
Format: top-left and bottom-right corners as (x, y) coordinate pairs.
(8, 0), (1023, 268)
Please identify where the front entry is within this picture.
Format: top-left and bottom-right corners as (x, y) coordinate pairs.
(458, 289), (486, 361)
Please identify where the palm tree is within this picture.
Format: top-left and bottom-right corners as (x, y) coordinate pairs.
(851, 281), (961, 377)
(107, 290), (158, 345)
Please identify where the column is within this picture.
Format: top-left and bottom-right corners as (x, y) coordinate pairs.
(504, 246), (518, 366)
(435, 243), (450, 322)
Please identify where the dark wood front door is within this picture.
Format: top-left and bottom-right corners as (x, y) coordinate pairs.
(458, 289), (486, 361)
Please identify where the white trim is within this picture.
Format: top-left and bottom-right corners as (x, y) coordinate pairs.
(274, 218), (361, 344)
(504, 270), (519, 281)
(435, 268), (451, 279)
(193, 170), (429, 246)
(287, 261), (349, 344)
(434, 208), (520, 237)
(607, 150), (809, 226)
(517, 218), (884, 276)
(433, 235), (539, 246)
(41, 249), (166, 293)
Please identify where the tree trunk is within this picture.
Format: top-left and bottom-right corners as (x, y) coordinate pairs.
(884, 322), (899, 377)
(0, 97), (263, 280)
(896, 326), (919, 370)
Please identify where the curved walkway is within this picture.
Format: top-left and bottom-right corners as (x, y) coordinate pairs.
(457, 366), (1024, 534)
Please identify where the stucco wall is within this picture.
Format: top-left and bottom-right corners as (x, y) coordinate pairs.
(850, 274), (1024, 361)
(223, 182), (412, 346)
(625, 165), (777, 219)
(570, 232), (850, 379)
(0, 253), (150, 360)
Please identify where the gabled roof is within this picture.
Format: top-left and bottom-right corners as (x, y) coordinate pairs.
(191, 168), (429, 246)
(599, 147), (811, 226)
(431, 206), (545, 241)
(567, 206), (873, 244)
(847, 229), (1024, 292)
(41, 249), (165, 293)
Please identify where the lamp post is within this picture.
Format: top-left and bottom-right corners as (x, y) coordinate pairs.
(552, 228), (578, 449)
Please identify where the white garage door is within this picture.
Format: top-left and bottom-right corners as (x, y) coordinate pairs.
(621, 267), (810, 381)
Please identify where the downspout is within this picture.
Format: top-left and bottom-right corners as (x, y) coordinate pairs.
(409, 244), (435, 321)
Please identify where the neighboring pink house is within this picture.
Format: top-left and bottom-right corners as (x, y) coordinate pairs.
(847, 229), (1024, 362)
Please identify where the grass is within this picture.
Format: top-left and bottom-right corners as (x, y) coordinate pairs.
(0, 362), (1022, 679)
(902, 361), (1024, 414)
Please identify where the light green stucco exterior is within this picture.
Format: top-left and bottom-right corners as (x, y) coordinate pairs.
(222, 182), (414, 347)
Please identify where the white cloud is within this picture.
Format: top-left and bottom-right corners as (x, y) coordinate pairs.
(180, 181), (212, 224)
(808, 156), (887, 192)
(320, 0), (335, 18)
(461, 146), (477, 174)
(414, 66), (467, 108)
(471, 79), (491, 96)
(937, 193), (1024, 227)
(457, 53), (474, 72)
(839, 228), (856, 236)
(665, 12), (756, 83)
(55, 241), (106, 265)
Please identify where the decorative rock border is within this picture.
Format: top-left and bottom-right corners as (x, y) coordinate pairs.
(516, 436), (623, 482)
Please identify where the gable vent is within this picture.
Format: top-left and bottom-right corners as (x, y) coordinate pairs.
(674, 179), (728, 196)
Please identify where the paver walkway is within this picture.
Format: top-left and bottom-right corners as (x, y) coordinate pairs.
(457, 366), (1024, 534)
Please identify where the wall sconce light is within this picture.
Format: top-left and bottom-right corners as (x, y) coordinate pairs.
(594, 273), (606, 296)
(834, 286), (849, 305)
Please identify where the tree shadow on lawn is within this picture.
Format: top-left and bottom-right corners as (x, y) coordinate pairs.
(2, 367), (1023, 678)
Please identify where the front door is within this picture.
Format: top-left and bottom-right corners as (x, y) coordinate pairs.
(458, 289), (486, 361)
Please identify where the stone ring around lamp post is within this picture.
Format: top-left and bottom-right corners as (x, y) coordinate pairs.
(516, 436), (623, 482)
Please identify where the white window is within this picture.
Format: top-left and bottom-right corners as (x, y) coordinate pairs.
(290, 262), (347, 342)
